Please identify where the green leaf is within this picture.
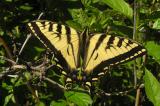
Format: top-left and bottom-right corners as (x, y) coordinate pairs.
(4, 94), (14, 106)
(145, 41), (160, 63)
(68, 7), (104, 30)
(0, 55), (5, 64)
(0, 28), (4, 35)
(2, 83), (13, 91)
(102, 0), (133, 19)
(64, 90), (92, 106)
(153, 18), (160, 29)
(81, 0), (92, 6)
(5, 0), (12, 2)
(50, 100), (67, 106)
(37, 101), (46, 106)
(144, 69), (160, 106)
(34, 46), (45, 52)
(19, 5), (33, 10)
(66, 20), (82, 31)
(24, 71), (31, 81)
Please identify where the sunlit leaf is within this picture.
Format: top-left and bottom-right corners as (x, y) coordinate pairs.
(81, 0), (92, 6)
(5, 0), (12, 2)
(37, 101), (46, 106)
(64, 90), (92, 106)
(153, 18), (160, 29)
(145, 41), (160, 63)
(4, 94), (14, 106)
(50, 100), (67, 106)
(20, 5), (33, 10)
(144, 69), (160, 106)
(34, 46), (45, 52)
(102, 0), (133, 19)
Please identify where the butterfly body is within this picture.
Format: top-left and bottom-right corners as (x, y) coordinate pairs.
(27, 20), (146, 87)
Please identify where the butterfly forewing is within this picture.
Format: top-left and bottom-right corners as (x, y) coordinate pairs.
(84, 34), (146, 74)
(27, 20), (80, 71)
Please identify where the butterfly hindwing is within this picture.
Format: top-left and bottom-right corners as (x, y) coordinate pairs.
(27, 20), (80, 71)
(83, 33), (146, 74)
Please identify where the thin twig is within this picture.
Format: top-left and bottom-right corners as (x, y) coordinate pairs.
(43, 76), (65, 90)
(135, 84), (144, 106)
(100, 87), (136, 96)
(37, 12), (44, 20)
(16, 12), (44, 63)
(0, 69), (12, 79)
(16, 33), (32, 63)
(0, 64), (27, 79)
(99, 84), (144, 97)
(135, 89), (140, 106)
(0, 56), (43, 79)
(0, 56), (16, 65)
(133, 1), (138, 40)
(133, 0), (139, 88)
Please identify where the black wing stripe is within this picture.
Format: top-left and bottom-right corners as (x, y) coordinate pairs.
(65, 26), (77, 66)
(102, 46), (145, 67)
(95, 34), (107, 50)
(106, 35), (115, 47)
(117, 37), (124, 47)
(85, 34), (106, 66)
(57, 23), (62, 34)
(28, 22), (56, 51)
(48, 21), (53, 31)
(65, 26), (71, 43)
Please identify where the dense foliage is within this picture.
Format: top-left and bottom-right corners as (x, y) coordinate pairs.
(1, 0), (160, 105)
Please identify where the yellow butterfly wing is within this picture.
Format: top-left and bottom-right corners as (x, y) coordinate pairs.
(27, 20), (80, 71)
(83, 34), (146, 74)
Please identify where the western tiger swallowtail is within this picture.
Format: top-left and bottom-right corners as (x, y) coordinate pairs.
(27, 20), (146, 87)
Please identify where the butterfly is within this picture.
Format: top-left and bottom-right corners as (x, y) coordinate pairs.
(27, 20), (146, 88)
